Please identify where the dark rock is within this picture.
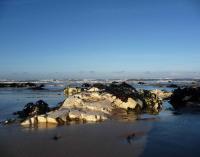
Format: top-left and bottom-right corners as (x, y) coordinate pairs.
(126, 133), (135, 144)
(138, 81), (145, 85)
(0, 82), (43, 89)
(87, 82), (138, 102)
(30, 84), (45, 90)
(167, 84), (179, 88)
(14, 100), (50, 118)
(24, 83), (37, 87)
(82, 83), (91, 88)
(1, 118), (16, 125)
(111, 81), (119, 84)
(105, 82), (138, 102)
(92, 83), (107, 90)
(170, 87), (200, 109)
(53, 134), (61, 140)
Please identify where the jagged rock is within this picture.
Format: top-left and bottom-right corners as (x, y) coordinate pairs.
(87, 87), (100, 92)
(20, 83), (163, 126)
(150, 89), (172, 100)
(62, 92), (113, 116)
(139, 90), (162, 114)
(114, 98), (138, 110)
(14, 100), (49, 118)
(170, 87), (200, 109)
(64, 87), (82, 95)
(105, 82), (139, 102)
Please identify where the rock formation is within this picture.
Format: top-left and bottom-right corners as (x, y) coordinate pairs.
(150, 89), (172, 100)
(20, 82), (163, 126)
(14, 100), (50, 118)
(170, 87), (200, 109)
(0, 82), (44, 89)
(64, 87), (82, 95)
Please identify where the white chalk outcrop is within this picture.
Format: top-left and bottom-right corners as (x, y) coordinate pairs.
(64, 87), (82, 96)
(21, 83), (163, 126)
(21, 91), (144, 125)
(150, 89), (172, 100)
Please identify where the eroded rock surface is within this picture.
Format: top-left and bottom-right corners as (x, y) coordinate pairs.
(20, 82), (163, 126)
(64, 87), (82, 96)
(150, 89), (172, 100)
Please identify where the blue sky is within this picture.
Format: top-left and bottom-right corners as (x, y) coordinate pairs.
(0, 0), (200, 79)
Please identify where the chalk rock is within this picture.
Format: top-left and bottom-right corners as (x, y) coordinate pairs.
(87, 87), (100, 92)
(69, 110), (107, 122)
(64, 87), (82, 96)
(139, 90), (162, 114)
(151, 89), (172, 100)
(20, 82), (165, 126)
(114, 98), (137, 110)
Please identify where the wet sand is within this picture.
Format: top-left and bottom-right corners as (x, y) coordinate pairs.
(1, 110), (200, 157)
(0, 120), (152, 157)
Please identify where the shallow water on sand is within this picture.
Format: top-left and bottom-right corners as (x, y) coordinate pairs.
(0, 85), (200, 157)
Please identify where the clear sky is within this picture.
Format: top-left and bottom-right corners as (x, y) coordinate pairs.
(0, 0), (200, 79)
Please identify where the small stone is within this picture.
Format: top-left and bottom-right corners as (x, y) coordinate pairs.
(64, 87), (81, 96)
(53, 134), (61, 140)
(1, 118), (16, 125)
(126, 133), (135, 144)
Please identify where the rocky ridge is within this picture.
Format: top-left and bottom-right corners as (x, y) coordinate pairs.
(19, 82), (165, 126)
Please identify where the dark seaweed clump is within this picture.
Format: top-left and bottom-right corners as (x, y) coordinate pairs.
(0, 82), (45, 90)
(13, 100), (50, 119)
(170, 87), (200, 109)
(93, 82), (139, 102)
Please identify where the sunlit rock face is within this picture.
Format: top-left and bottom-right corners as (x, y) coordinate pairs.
(20, 82), (163, 126)
(64, 87), (82, 96)
(150, 89), (172, 100)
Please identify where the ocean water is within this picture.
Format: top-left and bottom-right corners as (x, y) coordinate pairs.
(0, 87), (65, 121)
(0, 81), (200, 157)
